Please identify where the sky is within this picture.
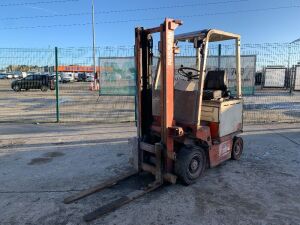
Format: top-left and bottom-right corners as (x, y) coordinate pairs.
(0, 0), (300, 48)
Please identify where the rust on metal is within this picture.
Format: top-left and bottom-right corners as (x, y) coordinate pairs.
(196, 126), (212, 145)
(145, 26), (162, 34)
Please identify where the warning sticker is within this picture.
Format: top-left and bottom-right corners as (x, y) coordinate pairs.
(219, 141), (231, 157)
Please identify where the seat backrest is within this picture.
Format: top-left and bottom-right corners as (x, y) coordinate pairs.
(204, 70), (228, 91)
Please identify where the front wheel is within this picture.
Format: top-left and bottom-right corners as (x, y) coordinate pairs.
(175, 146), (206, 185)
(231, 137), (243, 160)
(41, 85), (48, 92)
(13, 85), (21, 92)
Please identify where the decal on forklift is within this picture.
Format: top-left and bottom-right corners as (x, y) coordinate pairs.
(167, 32), (174, 66)
(219, 140), (231, 157)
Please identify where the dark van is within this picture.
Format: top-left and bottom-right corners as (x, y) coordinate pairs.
(11, 75), (55, 92)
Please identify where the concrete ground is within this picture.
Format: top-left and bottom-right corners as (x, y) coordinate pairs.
(0, 122), (300, 225)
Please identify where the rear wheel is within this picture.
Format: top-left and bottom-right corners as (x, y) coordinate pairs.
(175, 146), (206, 185)
(41, 85), (48, 92)
(231, 137), (243, 160)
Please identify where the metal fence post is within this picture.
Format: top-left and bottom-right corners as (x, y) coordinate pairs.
(288, 43), (292, 95)
(218, 44), (222, 70)
(98, 56), (101, 90)
(135, 91), (137, 127)
(55, 47), (60, 122)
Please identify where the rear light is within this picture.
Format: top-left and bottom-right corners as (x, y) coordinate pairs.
(209, 122), (219, 139)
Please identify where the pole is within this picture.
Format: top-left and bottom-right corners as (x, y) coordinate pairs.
(218, 44), (221, 70)
(92, 0), (97, 87)
(236, 38), (242, 98)
(288, 44), (292, 94)
(98, 56), (101, 91)
(55, 47), (60, 123)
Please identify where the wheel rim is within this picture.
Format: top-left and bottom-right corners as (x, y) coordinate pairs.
(189, 156), (201, 174)
(234, 144), (241, 155)
(233, 139), (243, 156)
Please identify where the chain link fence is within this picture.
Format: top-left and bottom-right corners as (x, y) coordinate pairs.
(0, 43), (299, 124)
(57, 47), (135, 123)
(0, 48), (56, 123)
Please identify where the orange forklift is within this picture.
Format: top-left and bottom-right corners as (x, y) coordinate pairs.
(64, 18), (244, 221)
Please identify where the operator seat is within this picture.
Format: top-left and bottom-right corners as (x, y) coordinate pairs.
(203, 70), (230, 100)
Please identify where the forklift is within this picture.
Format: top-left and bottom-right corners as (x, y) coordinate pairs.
(64, 18), (244, 221)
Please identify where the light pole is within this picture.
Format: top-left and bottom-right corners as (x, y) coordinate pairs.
(92, 0), (97, 88)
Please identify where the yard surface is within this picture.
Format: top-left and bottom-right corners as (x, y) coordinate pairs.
(0, 122), (299, 225)
(0, 80), (135, 123)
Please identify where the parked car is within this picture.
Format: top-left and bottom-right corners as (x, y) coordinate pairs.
(0, 73), (7, 79)
(13, 74), (20, 79)
(86, 74), (95, 82)
(50, 73), (62, 82)
(74, 73), (79, 81)
(7, 74), (13, 79)
(77, 73), (87, 82)
(21, 72), (27, 78)
(61, 73), (75, 83)
(11, 74), (55, 92)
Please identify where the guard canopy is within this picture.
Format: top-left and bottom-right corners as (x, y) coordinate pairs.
(175, 29), (240, 42)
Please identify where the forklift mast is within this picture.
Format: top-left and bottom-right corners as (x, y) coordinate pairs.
(135, 19), (182, 174)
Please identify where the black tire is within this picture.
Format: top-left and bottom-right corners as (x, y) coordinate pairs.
(231, 137), (243, 160)
(175, 146), (206, 185)
(13, 85), (21, 92)
(41, 85), (48, 92)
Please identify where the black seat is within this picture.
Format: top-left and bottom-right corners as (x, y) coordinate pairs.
(203, 70), (230, 100)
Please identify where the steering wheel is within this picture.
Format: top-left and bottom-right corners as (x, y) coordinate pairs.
(178, 67), (200, 81)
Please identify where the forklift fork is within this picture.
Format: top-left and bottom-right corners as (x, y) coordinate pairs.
(63, 142), (164, 222)
(63, 141), (165, 220)
(63, 170), (137, 204)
